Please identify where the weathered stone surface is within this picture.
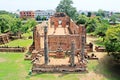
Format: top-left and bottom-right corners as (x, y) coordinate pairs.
(29, 13), (86, 59)
(0, 34), (9, 45)
(0, 46), (26, 52)
(29, 12), (86, 63)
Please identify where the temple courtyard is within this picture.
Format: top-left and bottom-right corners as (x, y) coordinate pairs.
(0, 35), (120, 80)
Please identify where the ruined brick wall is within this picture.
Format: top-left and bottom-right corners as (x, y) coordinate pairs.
(33, 27), (40, 51)
(0, 34), (9, 45)
(29, 12), (86, 54)
(78, 25), (86, 43)
(0, 46), (26, 52)
(48, 35), (81, 51)
(29, 26), (40, 53)
(69, 20), (79, 34)
(50, 12), (80, 35)
(50, 13), (70, 29)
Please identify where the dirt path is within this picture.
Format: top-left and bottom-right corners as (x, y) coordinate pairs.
(0, 58), (6, 63)
(86, 35), (97, 52)
(87, 35), (106, 58)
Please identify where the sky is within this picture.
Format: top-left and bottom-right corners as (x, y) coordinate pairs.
(0, 0), (120, 11)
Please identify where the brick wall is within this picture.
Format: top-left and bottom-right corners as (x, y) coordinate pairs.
(41, 35), (81, 51)
(29, 12), (86, 55)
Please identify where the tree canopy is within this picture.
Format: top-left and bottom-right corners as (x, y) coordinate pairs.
(21, 19), (37, 33)
(96, 9), (105, 18)
(76, 15), (88, 25)
(0, 10), (19, 18)
(0, 13), (37, 35)
(94, 19), (110, 37)
(0, 14), (22, 35)
(104, 25), (120, 61)
(56, 0), (78, 20)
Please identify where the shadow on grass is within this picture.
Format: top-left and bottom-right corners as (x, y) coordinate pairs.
(94, 55), (120, 80)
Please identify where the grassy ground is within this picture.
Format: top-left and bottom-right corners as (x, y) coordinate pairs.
(0, 34), (120, 80)
(0, 39), (32, 47)
(0, 32), (33, 47)
(0, 52), (120, 80)
(22, 32), (33, 38)
(0, 53), (30, 80)
(0, 53), (80, 80)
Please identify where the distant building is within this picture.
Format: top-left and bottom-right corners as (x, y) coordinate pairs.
(35, 10), (55, 20)
(20, 11), (35, 19)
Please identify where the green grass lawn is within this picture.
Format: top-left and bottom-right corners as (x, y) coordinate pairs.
(0, 52), (120, 80)
(0, 53), (31, 80)
(0, 39), (32, 47)
(0, 53), (80, 80)
(22, 32), (33, 38)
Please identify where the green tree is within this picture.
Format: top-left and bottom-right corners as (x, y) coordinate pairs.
(36, 15), (41, 21)
(76, 15), (88, 25)
(0, 10), (19, 18)
(21, 19), (37, 33)
(42, 16), (47, 21)
(86, 17), (99, 33)
(105, 25), (120, 60)
(0, 15), (12, 33)
(0, 14), (22, 35)
(95, 20), (110, 37)
(109, 15), (116, 24)
(96, 9), (105, 18)
(87, 12), (92, 17)
(56, 0), (78, 20)
(11, 18), (22, 35)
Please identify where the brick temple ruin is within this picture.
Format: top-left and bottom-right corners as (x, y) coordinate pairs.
(0, 33), (26, 52)
(28, 12), (88, 73)
(0, 34), (9, 45)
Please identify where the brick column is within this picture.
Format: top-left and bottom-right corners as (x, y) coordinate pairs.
(70, 40), (75, 67)
(81, 35), (85, 60)
(44, 26), (49, 65)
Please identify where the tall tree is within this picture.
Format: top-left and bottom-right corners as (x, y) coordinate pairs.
(0, 10), (19, 18)
(42, 16), (47, 21)
(36, 15), (41, 21)
(0, 14), (22, 35)
(87, 12), (92, 17)
(56, 0), (78, 20)
(105, 25), (120, 60)
(96, 9), (105, 18)
(109, 15), (116, 24)
(11, 18), (22, 35)
(21, 19), (37, 33)
(0, 15), (12, 33)
(95, 20), (110, 37)
(86, 17), (99, 33)
(76, 15), (88, 25)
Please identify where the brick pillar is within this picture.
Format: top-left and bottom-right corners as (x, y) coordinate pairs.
(79, 25), (86, 43)
(70, 40), (75, 67)
(34, 27), (40, 51)
(81, 35), (85, 60)
(44, 26), (49, 65)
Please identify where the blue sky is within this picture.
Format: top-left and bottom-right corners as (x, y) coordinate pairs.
(0, 0), (120, 11)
